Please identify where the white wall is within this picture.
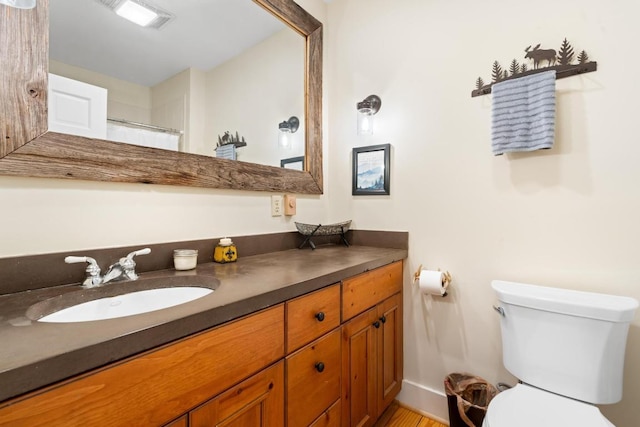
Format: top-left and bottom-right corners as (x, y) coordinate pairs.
(205, 28), (305, 166)
(326, 0), (640, 425)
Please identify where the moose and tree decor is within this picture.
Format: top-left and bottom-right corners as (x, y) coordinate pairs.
(471, 38), (597, 97)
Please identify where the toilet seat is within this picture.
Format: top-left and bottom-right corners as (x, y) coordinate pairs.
(483, 383), (614, 427)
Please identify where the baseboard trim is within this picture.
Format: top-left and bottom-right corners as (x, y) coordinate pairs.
(396, 379), (449, 425)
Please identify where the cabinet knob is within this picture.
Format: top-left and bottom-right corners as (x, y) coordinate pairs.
(315, 362), (325, 373)
(373, 321), (381, 329)
(379, 315), (387, 324)
(315, 311), (325, 322)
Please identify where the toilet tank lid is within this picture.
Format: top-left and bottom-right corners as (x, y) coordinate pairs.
(492, 280), (638, 322)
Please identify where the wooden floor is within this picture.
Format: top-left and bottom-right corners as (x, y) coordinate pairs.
(376, 402), (448, 427)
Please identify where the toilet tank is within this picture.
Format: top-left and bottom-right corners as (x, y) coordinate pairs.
(492, 280), (638, 404)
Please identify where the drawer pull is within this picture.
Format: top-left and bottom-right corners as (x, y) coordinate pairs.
(373, 320), (381, 329)
(379, 315), (387, 324)
(315, 311), (325, 322)
(315, 362), (325, 373)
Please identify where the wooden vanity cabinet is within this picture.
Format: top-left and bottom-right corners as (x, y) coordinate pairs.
(341, 261), (403, 427)
(0, 261), (404, 427)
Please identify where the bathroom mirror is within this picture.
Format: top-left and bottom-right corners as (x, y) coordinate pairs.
(0, 0), (323, 194)
(49, 0), (305, 168)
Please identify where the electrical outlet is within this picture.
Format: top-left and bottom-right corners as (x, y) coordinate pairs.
(284, 194), (296, 216)
(271, 195), (283, 216)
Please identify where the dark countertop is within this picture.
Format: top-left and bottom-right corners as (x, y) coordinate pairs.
(0, 245), (407, 403)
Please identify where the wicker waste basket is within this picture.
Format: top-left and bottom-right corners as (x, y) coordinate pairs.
(444, 373), (498, 427)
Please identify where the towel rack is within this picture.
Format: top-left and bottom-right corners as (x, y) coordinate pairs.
(471, 38), (597, 97)
(107, 118), (184, 135)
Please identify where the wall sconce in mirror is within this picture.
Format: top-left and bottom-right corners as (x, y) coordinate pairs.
(278, 116), (299, 149)
(0, 0), (36, 8)
(357, 95), (382, 135)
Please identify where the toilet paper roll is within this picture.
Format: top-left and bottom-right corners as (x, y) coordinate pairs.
(418, 270), (448, 296)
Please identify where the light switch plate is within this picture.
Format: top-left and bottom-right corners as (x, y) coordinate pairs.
(271, 195), (283, 216)
(284, 195), (296, 216)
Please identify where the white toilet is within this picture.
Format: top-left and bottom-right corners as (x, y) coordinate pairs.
(484, 280), (638, 427)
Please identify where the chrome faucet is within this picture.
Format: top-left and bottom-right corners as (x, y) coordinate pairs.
(65, 248), (151, 288)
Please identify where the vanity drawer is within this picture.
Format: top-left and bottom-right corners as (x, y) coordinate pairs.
(287, 328), (341, 427)
(286, 283), (340, 353)
(309, 399), (340, 427)
(342, 261), (403, 321)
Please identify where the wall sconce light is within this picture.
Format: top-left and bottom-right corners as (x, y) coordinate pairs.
(0, 0), (36, 8)
(356, 95), (382, 135)
(278, 116), (299, 149)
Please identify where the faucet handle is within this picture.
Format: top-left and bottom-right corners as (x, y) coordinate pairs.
(65, 256), (102, 288)
(120, 248), (151, 280)
(125, 248), (151, 261)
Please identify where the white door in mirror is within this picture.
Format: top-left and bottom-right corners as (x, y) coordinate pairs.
(38, 287), (213, 323)
(48, 74), (108, 139)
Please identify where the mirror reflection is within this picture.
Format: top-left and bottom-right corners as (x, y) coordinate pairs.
(49, 0), (305, 168)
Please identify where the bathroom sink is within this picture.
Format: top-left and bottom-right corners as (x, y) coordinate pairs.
(38, 287), (213, 323)
(27, 275), (219, 323)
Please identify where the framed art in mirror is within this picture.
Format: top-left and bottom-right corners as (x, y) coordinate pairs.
(281, 156), (304, 171)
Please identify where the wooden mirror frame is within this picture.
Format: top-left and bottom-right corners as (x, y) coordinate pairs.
(0, 0), (323, 194)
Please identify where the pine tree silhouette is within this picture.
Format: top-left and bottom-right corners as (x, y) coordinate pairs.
(476, 77), (485, 89)
(491, 61), (503, 82)
(520, 63), (528, 73)
(509, 59), (520, 76)
(557, 38), (575, 66)
(577, 50), (589, 64)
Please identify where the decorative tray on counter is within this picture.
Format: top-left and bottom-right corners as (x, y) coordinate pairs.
(295, 220), (352, 249)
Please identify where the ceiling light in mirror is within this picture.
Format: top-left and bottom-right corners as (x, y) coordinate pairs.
(0, 0), (35, 8)
(115, 1), (158, 27)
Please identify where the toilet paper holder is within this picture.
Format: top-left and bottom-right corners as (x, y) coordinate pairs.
(413, 264), (452, 286)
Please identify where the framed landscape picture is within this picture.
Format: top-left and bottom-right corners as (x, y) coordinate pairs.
(352, 144), (390, 195)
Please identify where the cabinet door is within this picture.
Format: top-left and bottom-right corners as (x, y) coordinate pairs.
(376, 293), (403, 416)
(190, 361), (284, 427)
(341, 308), (378, 427)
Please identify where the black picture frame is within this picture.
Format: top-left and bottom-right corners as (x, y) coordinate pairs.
(352, 144), (390, 195)
(280, 156), (305, 171)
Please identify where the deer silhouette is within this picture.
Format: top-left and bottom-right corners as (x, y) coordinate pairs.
(525, 44), (556, 69)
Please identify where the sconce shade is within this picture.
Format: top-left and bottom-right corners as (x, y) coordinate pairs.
(278, 116), (299, 149)
(357, 95), (381, 135)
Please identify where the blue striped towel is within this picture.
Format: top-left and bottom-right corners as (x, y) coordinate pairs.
(491, 70), (556, 156)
